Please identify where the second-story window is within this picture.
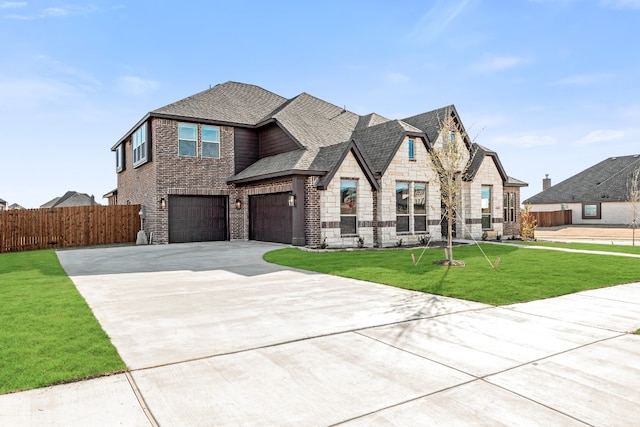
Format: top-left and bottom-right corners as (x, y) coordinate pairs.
(178, 123), (197, 157)
(202, 126), (220, 158)
(116, 144), (125, 172)
(132, 123), (148, 167)
(408, 138), (415, 160)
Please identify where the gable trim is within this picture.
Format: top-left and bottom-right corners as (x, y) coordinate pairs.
(316, 140), (380, 191)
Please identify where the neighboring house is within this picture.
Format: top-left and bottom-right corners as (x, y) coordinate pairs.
(0, 198), (6, 211)
(524, 154), (640, 225)
(41, 191), (100, 208)
(112, 81), (526, 247)
(8, 203), (25, 210)
(102, 189), (118, 206)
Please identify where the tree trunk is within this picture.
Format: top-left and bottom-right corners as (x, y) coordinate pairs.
(447, 193), (454, 262)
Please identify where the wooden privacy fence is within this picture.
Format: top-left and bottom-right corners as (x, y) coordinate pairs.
(531, 210), (573, 227)
(0, 205), (141, 253)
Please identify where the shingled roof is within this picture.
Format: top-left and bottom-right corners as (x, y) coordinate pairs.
(464, 144), (509, 183)
(153, 81), (287, 125)
(525, 155), (640, 204)
(351, 120), (425, 175)
(263, 92), (360, 149)
(117, 81), (524, 188)
(401, 105), (474, 148)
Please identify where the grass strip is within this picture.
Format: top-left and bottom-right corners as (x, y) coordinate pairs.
(264, 244), (640, 306)
(0, 250), (126, 394)
(511, 240), (640, 255)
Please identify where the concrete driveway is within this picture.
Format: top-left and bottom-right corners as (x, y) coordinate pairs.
(2, 241), (640, 426)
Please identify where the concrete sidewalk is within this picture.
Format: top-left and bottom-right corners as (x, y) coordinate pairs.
(2, 241), (640, 426)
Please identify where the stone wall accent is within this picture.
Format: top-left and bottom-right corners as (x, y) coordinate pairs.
(320, 151), (374, 248)
(462, 156), (504, 239)
(377, 136), (441, 247)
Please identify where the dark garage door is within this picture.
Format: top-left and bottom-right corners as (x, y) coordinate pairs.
(169, 195), (228, 243)
(249, 193), (292, 244)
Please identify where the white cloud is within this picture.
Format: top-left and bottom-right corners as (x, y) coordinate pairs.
(492, 134), (556, 148)
(117, 76), (159, 96)
(4, 4), (97, 19)
(577, 129), (625, 144)
(0, 1), (26, 8)
(406, 0), (472, 44)
(471, 55), (532, 72)
(0, 77), (86, 111)
(554, 73), (613, 85)
(43, 7), (68, 17)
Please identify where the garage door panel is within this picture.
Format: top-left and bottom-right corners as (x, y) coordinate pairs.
(169, 196), (228, 243)
(249, 193), (292, 244)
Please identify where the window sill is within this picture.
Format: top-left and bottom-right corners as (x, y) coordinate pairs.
(133, 160), (149, 169)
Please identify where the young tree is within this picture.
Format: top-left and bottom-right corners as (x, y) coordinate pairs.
(627, 166), (640, 246)
(429, 114), (468, 264)
(520, 203), (537, 241)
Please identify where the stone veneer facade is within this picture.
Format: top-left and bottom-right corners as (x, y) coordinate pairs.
(320, 151), (375, 248)
(461, 156), (505, 239)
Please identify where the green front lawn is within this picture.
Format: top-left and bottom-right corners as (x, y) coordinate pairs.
(264, 244), (640, 305)
(0, 250), (126, 394)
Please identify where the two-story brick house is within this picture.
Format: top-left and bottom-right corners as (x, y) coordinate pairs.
(111, 81), (526, 247)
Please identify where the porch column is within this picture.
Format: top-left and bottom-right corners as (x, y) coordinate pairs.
(291, 175), (306, 246)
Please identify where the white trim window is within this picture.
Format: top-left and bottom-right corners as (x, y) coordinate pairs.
(397, 182), (428, 233)
(116, 144), (124, 172)
(202, 126), (220, 158)
(132, 124), (148, 167)
(481, 185), (492, 229)
(340, 180), (357, 235)
(178, 123), (197, 157)
(408, 138), (415, 160)
(396, 182), (410, 233)
(414, 183), (427, 232)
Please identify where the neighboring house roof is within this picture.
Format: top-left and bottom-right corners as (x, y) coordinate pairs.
(103, 189), (118, 199)
(41, 191), (100, 208)
(0, 198), (6, 206)
(524, 154), (640, 204)
(8, 203), (25, 209)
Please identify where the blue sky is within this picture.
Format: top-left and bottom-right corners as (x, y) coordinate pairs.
(1, 0), (639, 208)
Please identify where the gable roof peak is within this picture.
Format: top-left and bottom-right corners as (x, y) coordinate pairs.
(151, 81), (287, 126)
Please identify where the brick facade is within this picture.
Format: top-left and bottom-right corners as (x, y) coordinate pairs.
(117, 118), (236, 244)
(503, 185), (522, 237)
